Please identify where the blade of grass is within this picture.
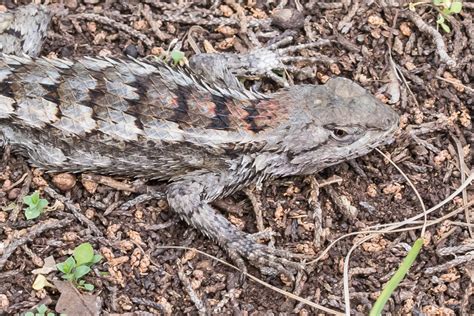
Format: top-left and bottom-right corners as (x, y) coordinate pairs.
(369, 238), (424, 316)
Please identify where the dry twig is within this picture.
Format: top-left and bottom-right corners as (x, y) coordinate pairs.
(70, 13), (154, 47)
(177, 261), (208, 315)
(405, 10), (456, 67)
(0, 218), (72, 270)
(44, 187), (102, 236)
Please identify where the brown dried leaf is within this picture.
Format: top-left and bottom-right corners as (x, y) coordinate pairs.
(53, 280), (101, 316)
(32, 256), (57, 275)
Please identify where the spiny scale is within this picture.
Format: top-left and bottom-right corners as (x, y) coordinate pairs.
(1, 54), (287, 138)
(0, 54), (290, 177)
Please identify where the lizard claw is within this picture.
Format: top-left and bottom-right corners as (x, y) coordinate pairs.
(227, 236), (307, 280)
(189, 36), (335, 87)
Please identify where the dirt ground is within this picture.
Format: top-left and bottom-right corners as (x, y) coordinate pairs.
(0, 0), (473, 315)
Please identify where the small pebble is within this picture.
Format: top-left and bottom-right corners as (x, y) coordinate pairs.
(124, 44), (138, 58)
(64, 0), (78, 9)
(271, 8), (305, 29)
(7, 188), (20, 200)
(85, 208), (95, 219)
(52, 173), (77, 191)
(0, 294), (9, 310)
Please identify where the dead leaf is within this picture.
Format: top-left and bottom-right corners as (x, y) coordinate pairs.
(32, 274), (54, 290)
(32, 256), (57, 274)
(53, 280), (101, 316)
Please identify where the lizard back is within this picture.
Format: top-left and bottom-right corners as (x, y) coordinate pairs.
(0, 54), (290, 178)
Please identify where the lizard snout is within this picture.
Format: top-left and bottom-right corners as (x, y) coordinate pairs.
(384, 111), (399, 130)
(377, 105), (399, 131)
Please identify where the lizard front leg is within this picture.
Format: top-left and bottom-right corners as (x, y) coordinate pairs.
(166, 171), (305, 276)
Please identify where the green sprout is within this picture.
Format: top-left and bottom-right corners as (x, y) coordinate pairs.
(170, 50), (185, 65)
(433, 0), (463, 33)
(408, 0), (462, 33)
(369, 238), (424, 315)
(24, 304), (55, 316)
(56, 242), (102, 291)
(23, 191), (48, 220)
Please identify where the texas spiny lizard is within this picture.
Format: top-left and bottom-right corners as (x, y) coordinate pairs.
(0, 5), (399, 274)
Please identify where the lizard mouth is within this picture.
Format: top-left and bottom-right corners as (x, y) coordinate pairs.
(345, 123), (399, 160)
(367, 123), (400, 150)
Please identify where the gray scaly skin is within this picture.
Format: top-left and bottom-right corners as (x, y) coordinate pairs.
(0, 5), (399, 274)
(0, 5), (51, 57)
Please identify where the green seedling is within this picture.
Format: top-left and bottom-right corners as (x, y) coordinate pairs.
(369, 238), (424, 315)
(23, 191), (48, 220)
(56, 242), (102, 291)
(408, 0), (462, 33)
(433, 0), (462, 33)
(170, 50), (185, 65)
(24, 304), (55, 316)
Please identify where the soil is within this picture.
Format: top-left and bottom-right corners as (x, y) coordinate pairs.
(0, 1), (472, 315)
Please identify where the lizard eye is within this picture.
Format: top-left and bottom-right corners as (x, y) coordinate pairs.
(326, 125), (361, 142)
(331, 128), (350, 140)
(333, 129), (347, 138)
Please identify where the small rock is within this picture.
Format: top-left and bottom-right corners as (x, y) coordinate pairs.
(392, 37), (404, 55)
(216, 25), (238, 36)
(219, 5), (234, 17)
(123, 44), (138, 58)
(93, 31), (107, 45)
(64, 0), (78, 9)
(330, 63), (341, 75)
(86, 21), (97, 33)
(7, 188), (20, 200)
(271, 8), (305, 29)
(134, 209), (143, 220)
(118, 240), (134, 252)
(400, 22), (412, 36)
(133, 20), (147, 31)
(63, 231), (79, 242)
(405, 61), (416, 71)
(85, 208), (95, 219)
(98, 48), (112, 57)
(82, 178), (98, 194)
(2, 180), (11, 190)
(0, 293), (9, 310)
(366, 183), (377, 197)
(84, 0), (100, 4)
(151, 46), (164, 56)
(33, 175), (48, 188)
(52, 173), (77, 191)
(367, 15), (385, 27)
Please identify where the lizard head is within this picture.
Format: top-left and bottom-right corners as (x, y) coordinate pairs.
(261, 77), (399, 176)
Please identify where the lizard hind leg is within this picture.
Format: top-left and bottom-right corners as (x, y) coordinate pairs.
(166, 172), (306, 278)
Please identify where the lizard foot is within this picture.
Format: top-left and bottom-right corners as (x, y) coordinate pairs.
(167, 173), (309, 281)
(226, 235), (308, 279)
(189, 35), (336, 87)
